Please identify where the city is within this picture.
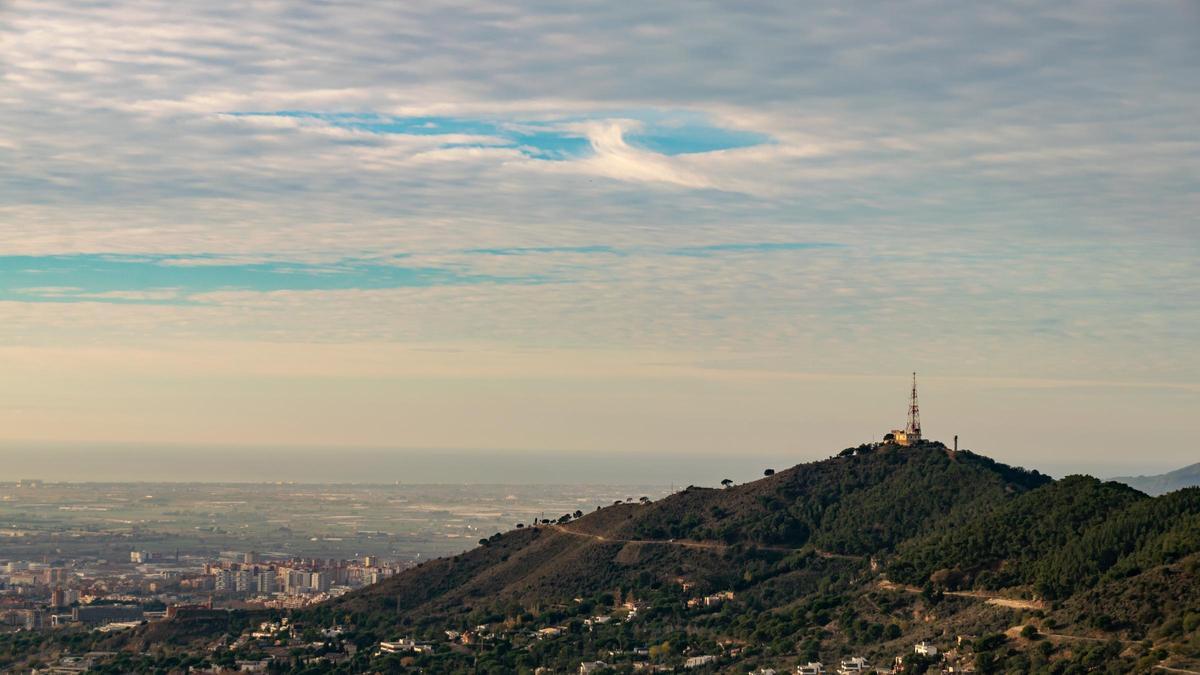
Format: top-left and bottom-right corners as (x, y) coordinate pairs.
(0, 481), (667, 635)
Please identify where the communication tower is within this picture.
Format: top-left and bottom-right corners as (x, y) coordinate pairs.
(905, 372), (921, 440)
(884, 372), (923, 446)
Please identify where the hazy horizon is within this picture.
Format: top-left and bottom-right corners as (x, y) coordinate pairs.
(2, 442), (1187, 486)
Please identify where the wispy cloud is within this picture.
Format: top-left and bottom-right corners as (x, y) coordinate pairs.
(223, 110), (768, 162)
(218, 110), (773, 190)
(667, 242), (843, 257)
(464, 245), (623, 257)
(0, 0), (1196, 457)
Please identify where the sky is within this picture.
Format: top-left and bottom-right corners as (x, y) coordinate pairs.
(1, 0), (1198, 480)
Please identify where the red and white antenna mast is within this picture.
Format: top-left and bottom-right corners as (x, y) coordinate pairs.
(905, 372), (921, 439)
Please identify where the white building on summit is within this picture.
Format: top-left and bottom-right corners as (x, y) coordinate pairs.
(884, 372), (922, 446)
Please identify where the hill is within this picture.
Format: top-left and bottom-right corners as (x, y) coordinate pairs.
(321, 442), (1049, 621)
(9, 440), (1200, 674)
(306, 443), (1200, 672)
(609, 442), (1050, 554)
(1113, 462), (1200, 496)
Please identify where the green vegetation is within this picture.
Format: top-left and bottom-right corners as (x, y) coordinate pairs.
(7, 442), (1199, 673)
(889, 476), (1200, 599)
(629, 443), (1049, 554)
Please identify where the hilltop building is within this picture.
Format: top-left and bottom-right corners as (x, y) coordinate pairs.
(884, 373), (923, 446)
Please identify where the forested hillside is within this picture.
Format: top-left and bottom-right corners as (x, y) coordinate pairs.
(9, 441), (1199, 674)
(609, 442), (1050, 553)
(888, 477), (1200, 598)
(321, 441), (1051, 623)
(280, 441), (1197, 672)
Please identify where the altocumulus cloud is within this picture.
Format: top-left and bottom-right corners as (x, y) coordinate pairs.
(0, 0), (1196, 388)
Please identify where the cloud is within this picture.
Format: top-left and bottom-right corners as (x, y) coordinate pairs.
(562, 120), (717, 189)
(0, 0), (1196, 426)
(217, 110), (773, 190)
(3, 0), (1196, 257)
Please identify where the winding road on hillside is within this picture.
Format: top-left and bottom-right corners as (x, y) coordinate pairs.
(547, 523), (858, 558)
(549, 524), (749, 550)
(548, 525), (1056, 613)
(876, 579), (1044, 610)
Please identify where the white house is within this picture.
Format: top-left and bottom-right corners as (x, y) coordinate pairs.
(378, 638), (433, 654)
(685, 655), (718, 668)
(914, 641), (938, 657)
(584, 615), (612, 628)
(378, 639), (415, 653)
(579, 661), (607, 674)
(837, 656), (869, 674)
(796, 663), (825, 674)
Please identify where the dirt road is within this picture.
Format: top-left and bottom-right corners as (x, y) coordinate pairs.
(548, 524), (858, 559)
(876, 579), (1044, 610)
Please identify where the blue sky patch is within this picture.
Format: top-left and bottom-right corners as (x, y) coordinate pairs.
(0, 254), (534, 304)
(1, 243), (839, 304)
(625, 124), (769, 156)
(227, 111), (770, 160)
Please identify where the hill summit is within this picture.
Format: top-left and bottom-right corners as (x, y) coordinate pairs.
(327, 442), (1052, 618)
(301, 440), (1198, 673)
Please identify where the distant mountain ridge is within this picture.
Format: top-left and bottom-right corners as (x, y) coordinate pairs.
(1113, 462), (1200, 496)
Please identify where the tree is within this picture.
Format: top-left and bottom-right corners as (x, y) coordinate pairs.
(921, 581), (943, 604)
(721, 479), (734, 488)
(764, 469), (775, 476)
(573, 510), (583, 519)
(975, 650), (998, 674)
